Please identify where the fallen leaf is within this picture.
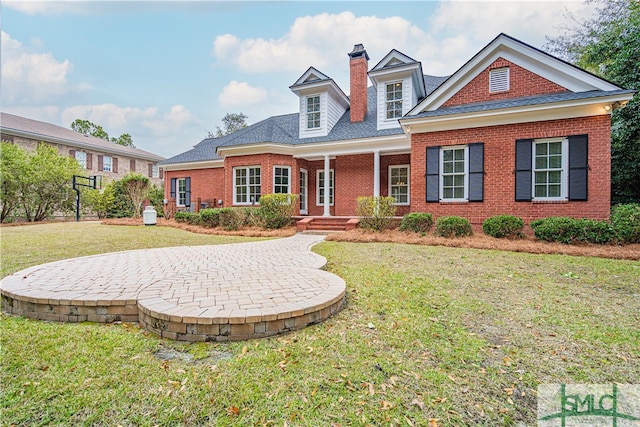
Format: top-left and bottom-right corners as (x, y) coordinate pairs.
(428, 419), (439, 427)
(241, 345), (248, 355)
(411, 398), (425, 410)
(227, 406), (240, 416)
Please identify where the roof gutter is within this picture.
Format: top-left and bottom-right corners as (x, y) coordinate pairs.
(1, 127), (165, 162)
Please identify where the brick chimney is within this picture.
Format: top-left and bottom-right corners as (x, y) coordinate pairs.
(348, 44), (370, 123)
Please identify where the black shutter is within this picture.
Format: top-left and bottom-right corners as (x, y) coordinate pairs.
(568, 134), (588, 201)
(170, 178), (176, 198)
(515, 139), (533, 201)
(426, 146), (440, 202)
(468, 143), (484, 202)
(185, 177), (191, 207)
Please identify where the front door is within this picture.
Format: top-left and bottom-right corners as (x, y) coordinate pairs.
(299, 168), (308, 215)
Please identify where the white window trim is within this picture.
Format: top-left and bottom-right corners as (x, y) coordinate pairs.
(103, 156), (113, 172)
(489, 67), (510, 93)
(388, 164), (410, 206)
(233, 166), (261, 206)
(273, 165), (291, 194)
(384, 80), (404, 121)
(532, 137), (569, 201)
(75, 151), (87, 169)
(176, 177), (187, 207)
(152, 164), (159, 178)
(316, 169), (334, 206)
(439, 145), (469, 202)
(306, 95), (321, 130)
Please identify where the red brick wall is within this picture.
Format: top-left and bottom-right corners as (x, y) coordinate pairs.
(443, 58), (567, 107)
(164, 167), (225, 211)
(223, 153), (299, 208)
(350, 55), (369, 122)
(410, 115), (612, 225)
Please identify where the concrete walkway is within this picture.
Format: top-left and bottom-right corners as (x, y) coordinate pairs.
(0, 234), (346, 341)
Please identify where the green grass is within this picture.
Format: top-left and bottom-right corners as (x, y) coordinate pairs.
(1, 224), (639, 426)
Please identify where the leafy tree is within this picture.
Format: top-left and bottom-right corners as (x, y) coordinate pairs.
(208, 113), (248, 138)
(545, 0), (640, 203)
(119, 173), (151, 218)
(18, 143), (79, 222)
(146, 184), (165, 218)
(70, 119), (136, 148)
(0, 142), (28, 222)
(81, 183), (115, 219)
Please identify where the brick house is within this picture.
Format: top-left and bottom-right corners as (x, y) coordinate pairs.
(160, 34), (634, 227)
(1, 112), (165, 187)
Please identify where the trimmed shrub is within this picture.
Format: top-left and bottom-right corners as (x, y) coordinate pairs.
(242, 207), (261, 227)
(611, 203), (640, 244)
(482, 215), (524, 239)
(219, 208), (244, 231)
(435, 216), (473, 238)
(199, 208), (221, 228)
(530, 217), (616, 244)
(399, 212), (433, 233)
(257, 193), (297, 229)
(356, 196), (397, 231)
(174, 211), (194, 223)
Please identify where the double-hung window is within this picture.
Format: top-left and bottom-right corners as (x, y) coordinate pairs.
(306, 95), (321, 129)
(103, 156), (113, 172)
(316, 169), (334, 206)
(177, 178), (187, 206)
(75, 151), (87, 169)
(389, 165), (409, 205)
(152, 164), (159, 178)
(533, 138), (568, 200)
(234, 166), (261, 205)
(441, 146), (468, 201)
(385, 82), (403, 119)
(273, 166), (290, 194)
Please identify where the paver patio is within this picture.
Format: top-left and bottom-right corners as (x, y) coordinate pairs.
(0, 234), (346, 341)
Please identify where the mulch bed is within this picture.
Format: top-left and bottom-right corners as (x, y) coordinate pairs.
(7, 218), (638, 260)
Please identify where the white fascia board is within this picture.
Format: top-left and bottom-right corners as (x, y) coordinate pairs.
(216, 135), (410, 160)
(290, 80), (349, 105)
(292, 134), (410, 159)
(160, 159), (224, 171)
(408, 35), (623, 115)
(369, 64), (420, 87)
(401, 92), (633, 134)
(2, 128), (165, 161)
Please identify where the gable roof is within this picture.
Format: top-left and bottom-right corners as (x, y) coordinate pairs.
(0, 112), (165, 162)
(408, 33), (625, 115)
(369, 49), (427, 99)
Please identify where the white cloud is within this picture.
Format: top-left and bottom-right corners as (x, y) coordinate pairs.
(60, 103), (202, 157)
(213, 11), (434, 76)
(218, 81), (268, 107)
(212, 3), (599, 80)
(1, 31), (73, 103)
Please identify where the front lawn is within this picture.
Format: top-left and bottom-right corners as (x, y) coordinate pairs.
(1, 223), (638, 425)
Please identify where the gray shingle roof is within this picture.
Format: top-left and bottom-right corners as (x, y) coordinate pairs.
(161, 76), (449, 166)
(408, 89), (636, 119)
(1, 112), (165, 161)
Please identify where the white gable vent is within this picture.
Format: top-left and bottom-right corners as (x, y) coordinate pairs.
(489, 67), (510, 92)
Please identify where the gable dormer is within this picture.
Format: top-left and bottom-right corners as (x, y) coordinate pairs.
(368, 50), (426, 130)
(290, 67), (349, 139)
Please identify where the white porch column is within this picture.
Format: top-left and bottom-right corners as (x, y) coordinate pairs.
(373, 150), (380, 198)
(323, 154), (331, 216)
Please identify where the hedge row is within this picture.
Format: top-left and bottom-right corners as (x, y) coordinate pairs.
(174, 193), (297, 231)
(387, 203), (640, 244)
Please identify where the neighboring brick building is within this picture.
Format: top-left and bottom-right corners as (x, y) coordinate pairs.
(1, 112), (165, 187)
(160, 34), (634, 225)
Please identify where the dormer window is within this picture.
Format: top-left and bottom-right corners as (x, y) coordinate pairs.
(386, 82), (403, 119)
(306, 95), (321, 129)
(489, 67), (510, 92)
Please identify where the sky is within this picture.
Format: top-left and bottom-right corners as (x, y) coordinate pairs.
(1, 0), (598, 158)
